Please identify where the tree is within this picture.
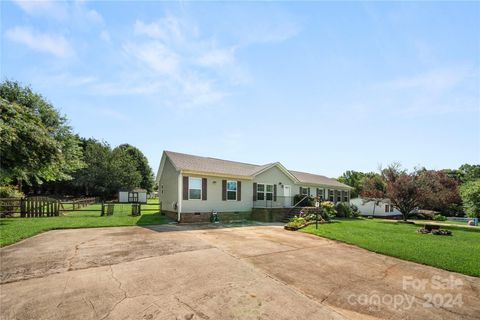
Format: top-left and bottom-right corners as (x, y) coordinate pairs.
(338, 170), (365, 198)
(444, 164), (480, 184)
(460, 180), (480, 218)
(416, 169), (461, 214)
(0, 81), (84, 187)
(70, 139), (142, 198)
(115, 144), (154, 192)
(381, 165), (421, 221)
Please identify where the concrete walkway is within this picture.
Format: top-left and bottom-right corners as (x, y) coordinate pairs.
(1, 224), (479, 319)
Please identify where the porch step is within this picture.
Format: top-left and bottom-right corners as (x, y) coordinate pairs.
(281, 207), (305, 223)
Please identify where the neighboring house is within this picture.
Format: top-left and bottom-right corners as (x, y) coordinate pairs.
(118, 188), (147, 203)
(156, 151), (352, 223)
(350, 198), (402, 217)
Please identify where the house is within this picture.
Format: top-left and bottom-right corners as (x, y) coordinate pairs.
(350, 198), (402, 217)
(118, 188), (147, 203)
(156, 151), (352, 223)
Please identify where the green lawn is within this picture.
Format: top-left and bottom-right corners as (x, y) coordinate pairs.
(0, 199), (169, 247)
(300, 219), (480, 277)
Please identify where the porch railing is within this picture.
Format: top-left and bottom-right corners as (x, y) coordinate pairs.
(253, 196), (295, 208)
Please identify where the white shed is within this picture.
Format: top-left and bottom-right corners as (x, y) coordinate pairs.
(118, 188), (147, 203)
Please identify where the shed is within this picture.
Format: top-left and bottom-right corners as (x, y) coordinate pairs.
(118, 188), (147, 203)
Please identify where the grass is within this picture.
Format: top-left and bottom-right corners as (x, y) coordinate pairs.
(0, 199), (169, 247)
(300, 218), (480, 277)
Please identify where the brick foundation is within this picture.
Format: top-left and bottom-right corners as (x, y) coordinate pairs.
(180, 211), (252, 223)
(251, 208), (290, 222)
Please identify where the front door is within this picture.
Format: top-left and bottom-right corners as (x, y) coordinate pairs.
(284, 185), (291, 207)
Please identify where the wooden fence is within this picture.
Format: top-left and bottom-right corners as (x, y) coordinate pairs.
(0, 197), (96, 217)
(21, 197), (60, 217)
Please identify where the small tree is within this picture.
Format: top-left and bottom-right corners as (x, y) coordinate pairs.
(460, 180), (480, 218)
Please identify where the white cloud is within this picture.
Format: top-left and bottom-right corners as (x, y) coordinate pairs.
(12, 0), (68, 20)
(372, 66), (478, 117)
(122, 41), (179, 75)
(197, 48), (236, 68)
(133, 16), (191, 45)
(99, 30), (111, 42)
(4, 26), (73, 58)
(12, 0), (104, 25)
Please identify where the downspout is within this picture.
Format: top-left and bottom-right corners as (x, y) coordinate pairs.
(177, 173), (183, 222)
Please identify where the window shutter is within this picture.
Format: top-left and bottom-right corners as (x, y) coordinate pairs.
(183, 176), (188, 200)
(222, 180), (227, 201)
(316, 188), (319, 197)
(273, 184), (277, 202)
(253, 183), (257, 201)
(308, 188), (311, 196)
(202, 178), (207, 200)
(237, 181), (241, 201)
(299, 186), (302, 194)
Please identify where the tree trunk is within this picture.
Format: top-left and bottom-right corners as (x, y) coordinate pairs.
(372, 203), (376, 217)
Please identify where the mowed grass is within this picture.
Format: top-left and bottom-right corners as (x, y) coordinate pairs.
(0, 199), (169, 247)
(300, 219), (480, 277)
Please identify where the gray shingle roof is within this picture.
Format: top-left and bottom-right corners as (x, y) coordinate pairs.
(165, 151), (265, 177)
(289, 170), (350, 188)
(164, 151), (350, 188)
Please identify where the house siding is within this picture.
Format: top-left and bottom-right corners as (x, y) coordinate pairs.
(158, 157), (179, 214)
(253, 166), (296, 197)
(180, 174), (253, 213)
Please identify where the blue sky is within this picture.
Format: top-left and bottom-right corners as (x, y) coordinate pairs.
(2, 1), (479, 177)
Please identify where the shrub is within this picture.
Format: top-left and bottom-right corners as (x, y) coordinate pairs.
(287, 216), (307, 228)
(433, 214), (447, 221)
(350, 204), (360, 217)
(432, 229), (452, 236)
(335, 203), (354, 218)
(301, 206), (332, 222)
(0, 185), (24, 198)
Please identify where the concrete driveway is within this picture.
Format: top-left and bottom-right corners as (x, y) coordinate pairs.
(1, 224), (479, 320)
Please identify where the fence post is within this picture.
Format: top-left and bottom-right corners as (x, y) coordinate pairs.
(101, 202), (105, 216)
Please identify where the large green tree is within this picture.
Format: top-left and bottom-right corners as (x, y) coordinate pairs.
(71, 139), (142, 197)
(338, 170), (365, 198)
(460, 180), (480, 218)
(115, 144), (154, 192)
(0, 81), (84, 187)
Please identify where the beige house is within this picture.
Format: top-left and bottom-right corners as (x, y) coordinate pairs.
(156, 151), (352, 223)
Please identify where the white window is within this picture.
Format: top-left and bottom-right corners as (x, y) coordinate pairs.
(257, 183), (274, 201)
(189, 177), (202, 200)
(385, 204), (390, 212)
(300, 187), (309, 196)
(227, 181), (237, 200)
(266, 184), (274, 200)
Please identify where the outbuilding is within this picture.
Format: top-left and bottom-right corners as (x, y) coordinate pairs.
(118, 188), (147, 203)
